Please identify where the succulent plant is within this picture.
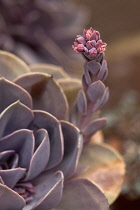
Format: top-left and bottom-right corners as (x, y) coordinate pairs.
(0, 28), (125, 210)
(0, 61), (84, 209)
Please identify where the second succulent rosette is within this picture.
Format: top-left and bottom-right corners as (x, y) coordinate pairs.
(0, 50), (84, 209)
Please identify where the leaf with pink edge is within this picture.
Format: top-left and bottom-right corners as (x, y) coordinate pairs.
(56, 179), (109, 210)
(83, 63), (91, 85)
(0, 168), (26, 189)
(0, 129), (35, 169)
(0, 101), (34, 138)
(0, 184), (26, 210)
(77, 89), (87, 114)
(87, 60), (101, 75)
(29, 111), (64, 170)
(24, 171), (64, 210)
(53, 121), (83, 178)
(82, 118), (106, 142)
(92, 87), (109, 112)
(96, 60), (108, 81)
(87, 81), (105, 102)
(77, 143), (125, 204)
(24, 129), (50, 181)
(0, 78), (32, 113)
(15, 72), (68, 120)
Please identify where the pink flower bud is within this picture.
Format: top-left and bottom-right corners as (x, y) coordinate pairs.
(76, 36), (86, 45)
(89, 47), (97, 56)
(72, 43), (85, 53)
(86, 41), (93, 49)
(72, 27), (107, 60)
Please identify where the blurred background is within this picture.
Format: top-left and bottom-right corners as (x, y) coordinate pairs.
(0, 0), (140, 209)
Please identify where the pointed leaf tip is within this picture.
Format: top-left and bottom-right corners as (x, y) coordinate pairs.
(15, 73), (68, 120)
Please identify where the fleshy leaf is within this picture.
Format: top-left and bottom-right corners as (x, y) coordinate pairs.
(30, 64), (70, 79)
(29, 111), (64, 169)
(96, 60), (108, 81)
(0, 129), (34, 169)
(82, 74), (88, 92)
(0, 101), (34, 138)
(102, 68), (108, 82)
(56, 179), (109, 210)
(77, 143), (125, 204)
(77, 90), (87, 114)
(0, 168), (26, 189)
(82, 118), (106, 142)
(0, 78), (32, 113)
(53, 121), (83, 178)
(0, 50), (30, 81)
(24, 129), (50, 181)
(87, 81), (105, 102)
(0, 184), (26, 210)
(58, 78), (82, 107)
(87, 60), (101, 75)
(0, 150), (19, 169)
(0, 150), (15, 161)
(24, 171), (64, 210)
(15, 72), (68, 120)
(83, 63), (91, 85)
(92, 87), (109, 112)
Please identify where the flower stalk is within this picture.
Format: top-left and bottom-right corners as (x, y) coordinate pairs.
(72, 27), (109, 142)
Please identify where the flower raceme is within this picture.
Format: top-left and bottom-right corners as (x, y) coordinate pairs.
(72, 27), (107, 60)
(70, 28), (125, 209)
(71, 28), (109, 143)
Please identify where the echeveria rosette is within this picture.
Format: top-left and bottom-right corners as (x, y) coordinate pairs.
(0, 47), (125, 209)
(0, 77), (83, 210)
(0, 52), (110, 210)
